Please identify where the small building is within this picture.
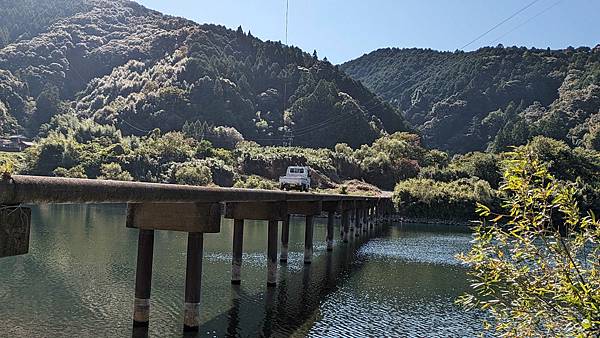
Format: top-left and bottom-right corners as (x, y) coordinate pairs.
(0, 135), (33, 152)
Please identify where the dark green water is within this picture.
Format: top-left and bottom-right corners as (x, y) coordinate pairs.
(0, 205), (484, 337)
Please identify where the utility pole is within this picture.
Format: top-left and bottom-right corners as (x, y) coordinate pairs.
(283, 129), (293, 147)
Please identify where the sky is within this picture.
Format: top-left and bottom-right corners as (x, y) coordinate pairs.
(136, 0), (600, 64)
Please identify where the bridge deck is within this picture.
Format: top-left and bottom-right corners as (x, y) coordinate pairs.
(0, 175), (383, 204)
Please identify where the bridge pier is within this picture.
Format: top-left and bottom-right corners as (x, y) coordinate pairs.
(354, 208), (361, 237)
(342, 209), (350, 243)
(286, 201), (321, 265)
(224, 201), (287, 286)
(267, 220), (279, 286)
(370, 206), (375, 229)
(280, 215), (290, 263)
(231, 219), (244, 284)
(326, 211), (335, 251)
(322, 201), (340, 252)
(304, 215), (314, 264)
(126, 202), (221, 332)
(183, 232), (204, 332)
(133, 229), (154, 328)
(350, 209), (355, 235)
(363, 207), (369, 233)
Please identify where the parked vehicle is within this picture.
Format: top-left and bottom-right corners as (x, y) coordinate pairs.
(279, 166), (311, 191)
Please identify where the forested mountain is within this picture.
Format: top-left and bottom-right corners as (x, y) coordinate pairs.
(341, 46), (600, 153)
(0, 0), (409, 148)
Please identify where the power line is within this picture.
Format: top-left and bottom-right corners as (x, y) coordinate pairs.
(256, 0), (548, 146)
(489, 0), (563, 45)
(119, 115), (151, 134)
(459, 0), (542, 50)
(264, 0), (545, 146)
(252, 109), (359, 143)
(282, 0), (292, 146)
(357, 0), (546, 114)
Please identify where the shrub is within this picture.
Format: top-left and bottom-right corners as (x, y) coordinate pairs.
(457, 146), (600, 336)
(0, 151), (23, 175)
(53, 165), (87, 178)
(233, 175), (277, 190)
(173, 161), (212, 186)
(24, 132), (82, 175)
(98, 163), (133, 181)
(393, 177), (496, 221)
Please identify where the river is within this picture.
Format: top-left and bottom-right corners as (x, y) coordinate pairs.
(0, 205), (484, 337)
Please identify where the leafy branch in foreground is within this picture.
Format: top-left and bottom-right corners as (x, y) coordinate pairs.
(457, 146), (600, 337)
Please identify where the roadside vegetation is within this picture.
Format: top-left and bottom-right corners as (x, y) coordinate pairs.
(3, 114), (600, 225)
(3, 114), (441, 192)
(394, 137), (600, 222)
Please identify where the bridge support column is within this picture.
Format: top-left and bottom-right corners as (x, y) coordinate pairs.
(133, 229), (154, 328)
(267, 220), (279, 286)
(231, 219), (244, 284)
(342, 209), (350, 243)
(326, 211), (335, 251)
(354, 208), (361, 237)
(183, 232), (204, 332)
(126, 202), (221, 332)
(280, 215), (290, 263)
(224, 201), (287, 287)
(304, 215), (314, 264)
(363, 208), (368, 233)
(383, 204), (389, 223)
(322, 201), (339, 251)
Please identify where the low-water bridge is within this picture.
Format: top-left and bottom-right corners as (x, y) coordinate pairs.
(0, 175), (395, 332)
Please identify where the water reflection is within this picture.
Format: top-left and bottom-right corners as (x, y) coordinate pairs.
(190, 226), (374, 337)
(0, 205), (484, 337)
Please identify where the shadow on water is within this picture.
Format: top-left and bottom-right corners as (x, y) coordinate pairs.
(175, 226), (382, 337)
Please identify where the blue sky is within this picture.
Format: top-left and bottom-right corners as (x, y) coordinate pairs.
(137, 0), (600, 64)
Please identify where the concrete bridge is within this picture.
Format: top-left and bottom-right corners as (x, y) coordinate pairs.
(0, 174), (395, 332)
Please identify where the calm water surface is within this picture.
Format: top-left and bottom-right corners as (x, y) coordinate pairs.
(0, 205), (484, 337)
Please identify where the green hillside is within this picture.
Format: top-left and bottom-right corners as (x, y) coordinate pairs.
(0, 0), (409, 148)
(341, 46), (600, 153)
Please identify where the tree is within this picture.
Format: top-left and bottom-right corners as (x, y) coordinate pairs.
(174, 162), (212, 186)
(98, 163), (133, 181)
(584, 125), (600, 151)
(457, 146), (600, 336)
(53, 165), (87, 178)
(30, 84), (61, 129)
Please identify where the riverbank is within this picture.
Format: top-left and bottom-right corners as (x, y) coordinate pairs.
(396, 217), (473, 227)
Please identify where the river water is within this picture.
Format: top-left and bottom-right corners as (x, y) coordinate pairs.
(0, 205), (484, 337)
